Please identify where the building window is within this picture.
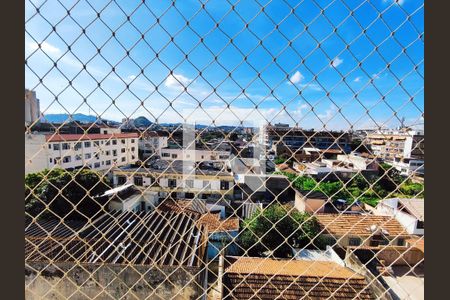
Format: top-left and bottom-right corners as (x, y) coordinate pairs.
(85, 153), (91, 159)
(53, 144), (60, 150)
(94, 141), (100, 147)
(162, 153), (170, 157)
(349, 238), (361, 246)
(95, 153), (99, 159)
(49, 158), (52, 163)
(118, 176), (127, 185)
(397, 238), (405, 246)
(84, 141), (91, 148)
(121, 148), (126, 153)
(416, 221), (424, 229)
(168, 179), (177, 188)
(105, 160), (111, 166)
(134, 176), (143, 186)
(105, 141), (110, 146)
(121, 139), (126, 144)
(62, 143), (69, 150)
(74, 142), (82, 150)
(75, 154), (82, 161)
(105, 150), (111, 156)
(112, 140), (117, 145)
(94, 162), (101, 168)
(220, 180), (229, 190)
(48, 144), (51, 149)
(113, 150), (117, 156)
(186, 180), (194, 188)
(171, 154), (177, 159)
(121, 157), (126, 162)
(131, 139), (135, 143)
(131, 147), (135, 151)
(62, 156), (71, 163)
(131, 155), (135, 160)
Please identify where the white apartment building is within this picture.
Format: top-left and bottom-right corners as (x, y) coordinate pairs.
(25, 89), (40, 125)
(138, 131), (168, 159)
(159, 147), (231, 161)
(390, 157), (424, 176)
(25, 132), (139, 174)
(111, 160), (235, 200)
(366, 129), (424, 160)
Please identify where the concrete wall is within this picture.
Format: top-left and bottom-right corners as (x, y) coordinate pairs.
(376, 247), (424, 266)
(294, 191), (325, 214)
(25, 261), (204, 300)
(25, 134), (50, 174)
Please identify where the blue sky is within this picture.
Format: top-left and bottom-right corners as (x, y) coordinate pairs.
(25, 0), (424, 130)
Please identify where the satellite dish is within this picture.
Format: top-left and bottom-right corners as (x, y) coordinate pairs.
(370, 224), (377, 232)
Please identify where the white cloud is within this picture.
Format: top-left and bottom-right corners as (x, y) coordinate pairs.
(164, 73), (192, 90)
(27, 41), (61, 55)
(353, 76), (362, 82)
(288, 71), (304, 85)
(331, 57), (343, 68)
(128, 75), (136, 80)
(372, 73), (381, 80)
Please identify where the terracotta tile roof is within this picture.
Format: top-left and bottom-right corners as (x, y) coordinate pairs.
(316, 214), (407, 236)
(224, 256), (374, 299)
(46, 133), (139, 142)
(198, 214), (239, 233)
(157, 199), (239, 233)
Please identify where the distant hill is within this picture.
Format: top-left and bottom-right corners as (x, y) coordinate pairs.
(133, 116), (153, 128)
(41, 113), (118, 125)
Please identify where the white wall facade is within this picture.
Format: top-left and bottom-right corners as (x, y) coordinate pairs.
(374, 199), (424, 235)
(160, 148), (230, 161)
(25, 133), (139, 174)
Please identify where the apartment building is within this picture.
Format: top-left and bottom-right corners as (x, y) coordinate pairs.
(159, 146), (231, 161)
(111, 159), (235, 200)
(259, 124), (351, 153)
(366, 129), (424, 160)
(25, 89), (40, 126)
(138, 131), (168, 159)
(25, 131), (139, 174)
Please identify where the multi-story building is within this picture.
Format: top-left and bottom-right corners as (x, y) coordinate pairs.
(159, 145), (231, 161)
(366, 129), (424, 160)
(25, 89), (40, 126)
(138, 131), (168, 160)
(111, 159), (235, 201)
(25, 131), (139, 174)
(259, 124), (352, 153)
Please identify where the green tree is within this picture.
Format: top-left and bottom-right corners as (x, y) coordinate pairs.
(239, 204), (322, 258)
(25, 168), (111, 221)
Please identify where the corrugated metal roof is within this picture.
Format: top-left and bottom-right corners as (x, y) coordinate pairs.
(25, 210), (206, 267)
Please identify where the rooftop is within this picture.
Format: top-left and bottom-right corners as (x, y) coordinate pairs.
(25, 210), (207, 267)
(316, 214), (407, 236)
(398, 198), (424, 221)
(157, 199), (239, 233)
(224, 256), (374, 300)
(116, 159), (232, 177)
